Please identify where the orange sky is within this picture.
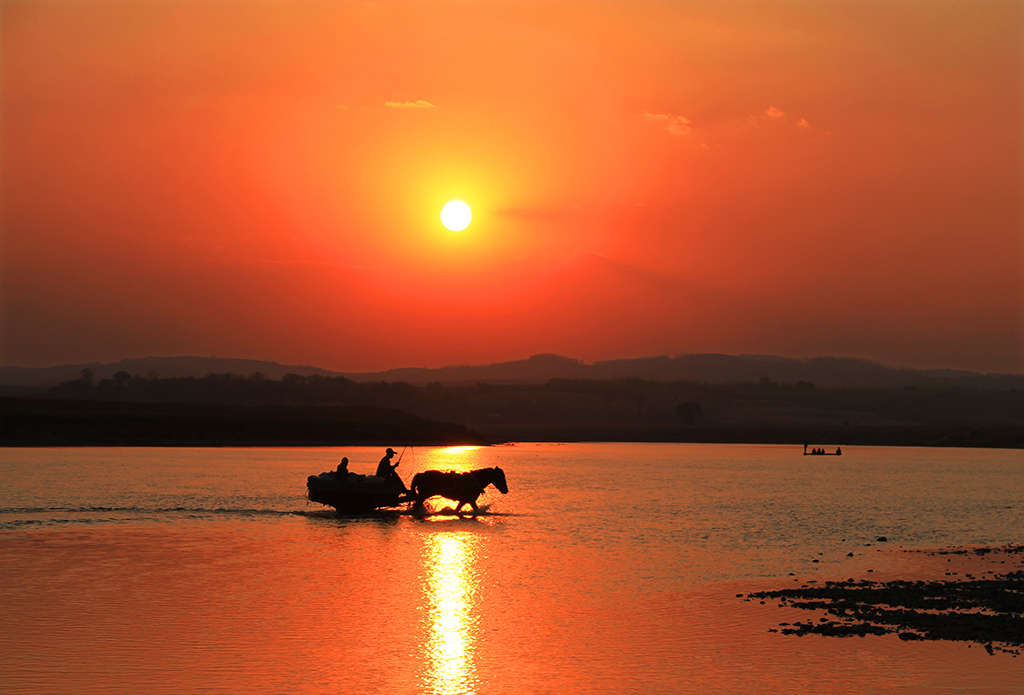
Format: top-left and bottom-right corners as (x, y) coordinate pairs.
(2, 0), (1022, 373)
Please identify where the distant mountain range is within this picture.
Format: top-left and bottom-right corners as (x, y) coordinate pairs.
(343, 353), (1024, 390)
(2, 353), (1022, 392)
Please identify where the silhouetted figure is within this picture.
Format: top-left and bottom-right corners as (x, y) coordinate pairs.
(376, 448), (406, 490)
(836, 447), (842, 455)
(804, 441), (809, 455)
(336, 457), (349, 476)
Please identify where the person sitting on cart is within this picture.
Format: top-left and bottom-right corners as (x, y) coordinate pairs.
(335, 457), (350, 477)
(376, 448), (407, 490)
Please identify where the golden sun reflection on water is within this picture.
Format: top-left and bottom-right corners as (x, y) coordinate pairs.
(441, 445), (484, 455)
(422, 532), (481, 695)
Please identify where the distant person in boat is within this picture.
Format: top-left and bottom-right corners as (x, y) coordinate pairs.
(835, 447), (842, 455)
(376, 448), (407, 490)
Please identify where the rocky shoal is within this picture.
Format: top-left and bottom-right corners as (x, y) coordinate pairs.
(743, 544), (1024, 656)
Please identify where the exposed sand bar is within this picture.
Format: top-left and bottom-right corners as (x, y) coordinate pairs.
(744, 545), (1024, 656)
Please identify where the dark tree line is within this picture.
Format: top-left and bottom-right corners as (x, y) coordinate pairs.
(47, 370), (1023, 431)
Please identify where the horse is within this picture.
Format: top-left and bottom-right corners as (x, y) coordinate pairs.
(410, 466), (508, 514)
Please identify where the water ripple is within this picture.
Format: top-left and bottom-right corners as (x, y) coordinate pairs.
(0, 505), (311, 531)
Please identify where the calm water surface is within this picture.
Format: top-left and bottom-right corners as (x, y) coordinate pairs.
(1, 444), (1022, 694)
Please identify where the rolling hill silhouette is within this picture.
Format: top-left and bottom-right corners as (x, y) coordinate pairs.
(2, 353), (1021, 392)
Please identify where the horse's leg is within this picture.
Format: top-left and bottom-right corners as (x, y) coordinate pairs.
(411, 488), (429, 515)
(453, 500), (465, 514)
(469, 500), (479, 515)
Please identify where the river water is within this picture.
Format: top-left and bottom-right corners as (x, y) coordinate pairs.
(1, 443), (1022, 693)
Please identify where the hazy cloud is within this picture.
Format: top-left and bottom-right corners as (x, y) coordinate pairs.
(752, 107), (810, 129)
(642, 111), (693, 136)
(385, 99), (436, 109)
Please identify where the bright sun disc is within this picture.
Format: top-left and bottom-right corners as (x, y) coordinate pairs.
(440, 200), (472, 231)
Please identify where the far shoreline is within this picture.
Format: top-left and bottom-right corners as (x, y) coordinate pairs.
(2, 396), (1021, 449)
(2, 434), (1021, 450)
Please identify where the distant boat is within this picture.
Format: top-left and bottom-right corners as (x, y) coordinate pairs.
(803, 445), (842, 456)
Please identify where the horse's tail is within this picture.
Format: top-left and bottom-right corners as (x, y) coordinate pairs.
(410, 472), (422, 496)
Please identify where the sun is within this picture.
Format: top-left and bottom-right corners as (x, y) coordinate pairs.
(440, 200), (472, 231)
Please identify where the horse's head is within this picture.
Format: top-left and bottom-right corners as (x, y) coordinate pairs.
(491, 466), (509, 494)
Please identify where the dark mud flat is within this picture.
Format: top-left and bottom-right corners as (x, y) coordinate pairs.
(744, 545), (1024, 656)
